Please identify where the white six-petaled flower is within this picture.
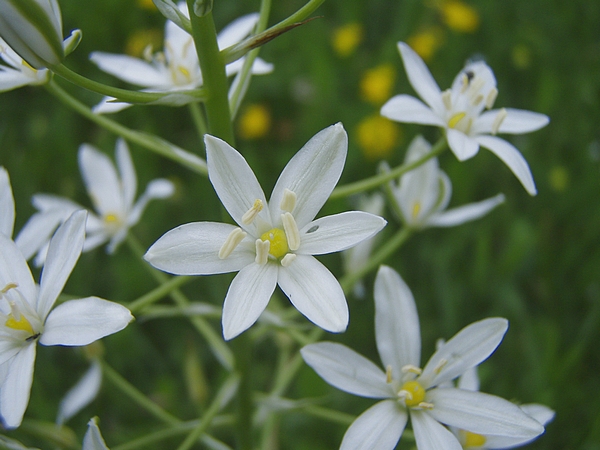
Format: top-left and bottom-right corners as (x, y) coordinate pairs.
(145, 124), (387, 340)
(381, 42), (549, 195)
(0, 38), (50, 93)
(0, 210), (133, 429)
(301, 266), (544, 450)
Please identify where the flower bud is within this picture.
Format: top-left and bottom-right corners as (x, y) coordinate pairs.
(0, 0), (64, 69)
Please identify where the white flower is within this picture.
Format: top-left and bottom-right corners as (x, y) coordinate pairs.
(0, 211), (133, 428)
(145, 124), (387, 340)
(387, 135), (505, 229)
(301, 266), (544, 450)
(16, 139), (175, 265)
(0, 167), (15, 238)
(0, 38), (50, 92)
(83, 417), (110, 450)
(57, 359), (102, 425)
(89, 4), (273, 113)
(381, 42), (549, 195)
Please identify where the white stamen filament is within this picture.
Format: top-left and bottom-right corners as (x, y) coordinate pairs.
(397, 389), (413, 402)
(486, 88), (498, 109)
(433, 358), (448, 374)
(280, 253), (296, 267)
(386, 365), (393, 384)
(491, 108), (508, 135)
(281, 212), (300, 251)
(442, 90), (453, 110)
(255, 239), (270, 265)
(1, 282), (18, 295)
(460, 74), (470, 93)
(471, 93), (484, 107)
(242, 199), (264, 225)
(218, 228), (247, 259)
(280, 188), (297, 213)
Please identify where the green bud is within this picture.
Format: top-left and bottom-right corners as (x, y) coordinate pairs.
(0, 0), (64, 69)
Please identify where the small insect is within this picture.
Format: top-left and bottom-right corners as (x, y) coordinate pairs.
(26, 332), (40, 342)
(306, 225), (319, 233)
(464, 70), (475, 83)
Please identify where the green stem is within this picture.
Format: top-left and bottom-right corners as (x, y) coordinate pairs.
(330, 136), (447, 199)
(302, 404), (355, 426)
(188, 102), (209, 151)
(45, 80), (207, 174)
(187, 3), (235, 144)
(232, 335), (253, 450)
(127, 275), (193, 314)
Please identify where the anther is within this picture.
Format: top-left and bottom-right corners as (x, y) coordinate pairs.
(1, 283), (18, 295)
(411, 202), (421, 220)
(448, 112), (466, 129)
(485, 88), (498, 109)
(442, 90), (453, 110)
(470, 94), (484, 107)
(433, 358), (448, 375)
(401, 364), (423, 375)
(460, 74), (470, 93)
(281, 212), (300, 251)
(255, 239), (270, 265)
(242, 199), (264, 225)
(280, 253), (297, 267)
(418, 401), (434, 410)
(280, 189), (297, 213)
(491, 108), (507, 135)
(386, 365), (393, 384)
(218, 228), (247, 259)
(467, 76), (485, 97)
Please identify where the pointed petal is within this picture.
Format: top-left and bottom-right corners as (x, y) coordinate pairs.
(0, 340), (21, 367)
(278, 255), (348, 332)
(301, 342), (391, 398)
(222, 262), (277, 340)
(127, 178), (174, 227)
(37, 210), (86, 320)
(15, 209), (64, 261)
(57, 360), (102, 424)
(0, 167), (15, 237)
(92, 97), (131, 114)
(420, 318), (508, 388)
(0, 70), (36, 92)
(374, 266), (421, 376)
(217, 13), (258, 49)
(397, 42), (445, 114)
(380, 95), (445, 127)
(0, 232), (37, 304)
(31, 193), (82, 212)
(411, 410), (463, 450)
(144, 222), (255, 275)
(0, 344), (36, 429)
(298, 212), (386, 255)
(447, 128), (479, 161)
(476, 135), (537, 195)
(427, 388), (544, 439)
(269, 123), (347, 228)
(519, 403), (555, 426)
(115, 139), (136, 210)
(89, 52), (169, 87)
(340, 400), (407, 450)
(205, 135), (270, 234)
(427, 194), (505, 227)
(457, 366), (479, 391)
(83, 417), (110, 450)
(79, 144), (123, 217)
(474, 109), (549, 135)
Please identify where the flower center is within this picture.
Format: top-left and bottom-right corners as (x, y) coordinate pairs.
(260, 228), (289, 259)
(1, 283), (38, 339)
(5, 313), (34, 335)
(398, 380), (426, 407)
(462, 430), (487, 448)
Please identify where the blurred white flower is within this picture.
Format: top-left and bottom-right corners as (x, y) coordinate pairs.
(83, 417), (110, 450)
(57, 359), (102, 425)
(145, 124), (386, 340)
(0, 167), (15, 238)
(381, 42), (549, 195)
(0, 211), (133, 428)
(0, 38), (50, 92)
(301, 266), (544, 450)
(387, 135), (505, 229)
(16, 139), (175, 265)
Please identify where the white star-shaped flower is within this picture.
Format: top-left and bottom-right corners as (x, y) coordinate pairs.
(381, 42), (549, 195)
(0, 210), (133, 429)
(387, 135), (505, 229)
(89, 4), (273, 113)
(145, 124), (387, 340)
(301, 266), (544, 450)
(0, 38), (50, 92)
(16, 139), (174, 265)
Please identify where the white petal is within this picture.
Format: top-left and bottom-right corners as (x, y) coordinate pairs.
(0, 167), (15, 237)
(0, 70), (36, 92)
(83, 417), (110, 450)
(269, 123), (347, 228)
(374, 266), (421, 376)
(57, 360), (102, 424)
(457, 366), (479, 391)
(205, 135), (270, 234)
(14, 209), (65, 261)
(127, 178), (174, 227)
(0, 344), (36, 429)
(380, 95), (445, 127)
(0, 232), (37, 305)
(420, 318), (508, 388)
(0, 340), (21, 367)
(115, 139), (136, 211)
(427, 194), (505, 227)
(474, 109), (549, 135)
(519, 403), (555, 426)
(37, 210), (86, 320)
(301, 342), (391, 398)
(217, 13), (259, 49)
(79, 144), (123, 217)
(222, 262), (278, 340)
(278, 255), (348, 332)
(298, 212), (386, 255)
(447, 128), (480, 161)
(340, 400), (407, 450)
(144, 222), (255, 275)
(397, 42), (445, 115)
(92, 97), (132, 114)
(476, 135), (537, 195)
(411, 410), (463, 450)
(427, 388), (544, 439)
(89, 52), (169, 87)
(31, 193), (82, 212)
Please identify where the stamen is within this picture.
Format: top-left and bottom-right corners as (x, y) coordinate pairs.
(401, 364), (423, 375)
(242, 199), (264, 225)
(485, 88), (498, 109)
(178, 65), (191, 81)
(470, 93), (484, 107)
(491, 108), (507, 135)
(104, 213), (119, 224)
(255, 239), (270, 265)
(442, 90), (453, 110)
(433, 358), (448, 374)
(218, 228), (247, 259)
(398, 380), (426, 407)
(460, 73), (470, 93)
(463, 430), (487, 447)
(5, 302), (34, 335)
(386, 365), (393, 384)
(280, 188), (297, 213)
(260, 228), (288, 258)
(448, 112), (466, 129)
(280, 253), (297, 267)
(1, 283), (18, 294)
(281, 213), (300, 251)
(411, 202), (421, 220)
(417, 401), (434, 410)
(467, 76), (485, 97)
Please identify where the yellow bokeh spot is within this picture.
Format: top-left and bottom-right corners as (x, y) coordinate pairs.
(137, 0), (157, 10)
(400, 380), (426, 407)
(356, 116), (401, 160)
(360, 64), (396, 105)
(407, 28), (444, 62)
(441, 1), (480, 33)
(6, 314), (34, 335)
(549, 166), (569, 192)
(512, 44), (532, 70)
(331, 23), (364, 58)
(463, 430), (487, 447)
(239, 104), (271, 140)
(260, 228), (289, 259)
(125, 28), (163, 57)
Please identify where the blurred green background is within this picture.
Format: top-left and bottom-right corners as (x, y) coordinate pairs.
(1, 0), (599, 448)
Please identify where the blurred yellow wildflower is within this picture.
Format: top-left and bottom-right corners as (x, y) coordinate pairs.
(407, 28), (444, 62)
(549, 166), (569, 192)
(332, 23), (364, 58)
(512, 44), (532, 70)
(360, 64), (396, 105)
(125, 28), (163, 57)
(238, 104), (271, 140)
(440, 0), (480, 33)
(356, 115), (401, 160)
(137, 0), (156, 10)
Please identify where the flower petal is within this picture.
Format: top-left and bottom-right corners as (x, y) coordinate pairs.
(340, 400), (407, 450)
(217, 13), (258, 49)
(474, 109), (549, 135)
(298, 212), (386, 255)
(127, 178), (174, 228)
(301, 342), (391, 398)
(427, 193), (505, 227)
(144, 222), (255, 275)
(0, 232), (37, 304)
(222, 262), (278, 340)
(14, 209), (65, 262)
(476, 135), (537, 195)
(420, 317), (508, 388)
(411, 409), (463, 450)
(519, 403), (555, 426)
(57, 360), (102, 425)
(374, 266), (421, 376)
(380, 95), (445, 127)
(278, 255), (348, 332)
(40, 297), (133, 346)
(269, 123), (347, 228)
(115, 139), (136, 211)
(0, 343), (36, 429)
(83, 417), (110, 450)
(447, 128), (480, 161)
(89, 52), (169, 87)
(79, 144), (124, 217)
(0, 167), (15, 237)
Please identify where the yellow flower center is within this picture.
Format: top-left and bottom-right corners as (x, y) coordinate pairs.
(260, 228), (289, 259)
(399, 380), (426, 407)
(5, 314), (34, 335)
(463, 430), (487, 447)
